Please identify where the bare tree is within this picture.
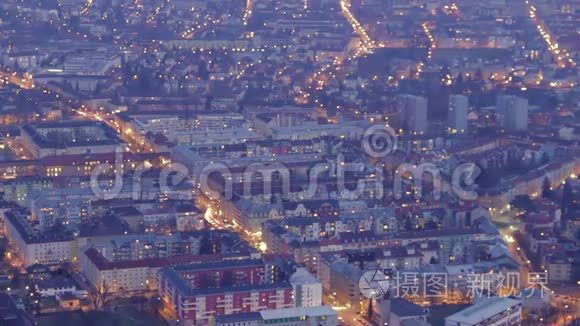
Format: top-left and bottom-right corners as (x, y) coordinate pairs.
(90, 289), (99, 310)
(90, 280), (110, 310)
(100, 280), (110, 307)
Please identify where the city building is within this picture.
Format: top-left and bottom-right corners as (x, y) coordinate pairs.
(496, 95), (528, 132)
(444, 297), (522, 326)
(0, 293), (35, 326)
(213, 306), (338, 326)
(289, 268), (323, 308)
(398, 95), (428, 135)
(20, 121), (123, 158)
(158, 263), (294, 324)
(35, 277), (86, 297)
(2, 0), (580, 324)
(546, 254), (573, 283)
(80, 231), (258, 293)
(448, 94), (469, 134)
(374, 298), (429, 326)
(3, 209), (75, 267)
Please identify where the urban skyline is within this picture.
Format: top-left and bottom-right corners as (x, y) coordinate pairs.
(0, 0), (578, 326)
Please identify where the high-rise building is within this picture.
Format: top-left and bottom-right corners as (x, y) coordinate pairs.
(398, 95), (428, 135)
(448, 94), (469, 134)
(496, 95), (528, 131)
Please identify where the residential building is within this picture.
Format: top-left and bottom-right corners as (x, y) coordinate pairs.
(3, 209), (75, 267)
(158, 267), (293, 324)
(445, 297), (522, 326)
(289, 268), (323, 308)
(496, 95), (528, 132)
(448, 94), (469, 134)
(213, 306), (338, 326)
(20, 121), (123, 158)
(398, 95), (428, 135)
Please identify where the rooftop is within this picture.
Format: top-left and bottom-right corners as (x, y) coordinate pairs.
(260, 305), (337, 320)
(390, 298), (427, 317)
(4, 210), (75, 244)
(445, 297), (521, 324)
(160, 265), (291, 297)
(83, 247), (252, 271)
(22, 120), (121, 149)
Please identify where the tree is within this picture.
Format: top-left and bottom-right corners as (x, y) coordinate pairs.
(204, 94), (214, 111)
(476, 164), (503, 189)
(474, 68), (484, 81)
(424, 220), (438, 230)
(23, 285), (41, 315)
(454, 73), (465, 93)
(541, 152), (550, 165)
(562, 180), (574, 218)
(0, 239), (7, 259)
(542, 177), (553, 199)
(198, 61), (209, 81)
(403, 216), (413, 231)
(148, 296), (163, 317)
(511, 195), (536, 213)
(367, 298), (373, 319)
(90, 280), (110, 310)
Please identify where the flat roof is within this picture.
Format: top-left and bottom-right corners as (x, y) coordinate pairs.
(445, 297), (521, 324)
(84, 247), (251, 270)
(260, 305), (337, 320)
(22, 121), (121, 149)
